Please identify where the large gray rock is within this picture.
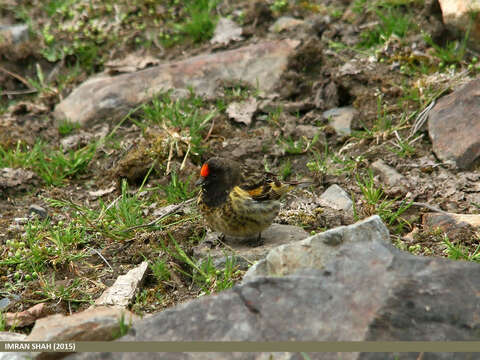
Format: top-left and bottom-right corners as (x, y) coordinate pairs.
(428, 78), (480, 169)
(244, 215), (388, 278)
(66, 216), (480, 360)
(54, 39), (299, 126)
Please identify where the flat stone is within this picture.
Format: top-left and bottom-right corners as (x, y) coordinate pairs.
(193, 223), (309, 269)
(322, 106), (357, 136)
(423, 212), (480, 240)
(94, 261), (148, 307)
(0, 24), (29, 44)
(4, 303), (48, 328)
(438, 0), (480, 51)
(0, 331), (27, 341)
(269, 16), (307, 33)
(54, 40), (300, 126)
(27, 306), (138, 342)
(0, 168), (36, 189)
(428, 78), (480, 169)
(211, 17), (243, 45)
(28, 204), (48, 219)
(371, 159), (408, 195)
(0, 297), (10, 310)
(226, 98), (257, 126)
(318, 184), (353, 214)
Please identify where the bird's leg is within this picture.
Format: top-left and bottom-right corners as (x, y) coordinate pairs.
(245, 232), (264, 247)
(219, 233), (226, 243)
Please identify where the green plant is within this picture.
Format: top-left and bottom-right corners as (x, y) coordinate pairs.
(173, 0), (219, 43)
(270, 0), (288, 13)
(160, 172), (196, 204)
(0, 141), (96, 186)
(0, 311), (5, 332)
(150, 259), (171, 283)
(356, 171), (412, 233)
(114, 312), (132, 339)
(104, 180), (145, 229)
(35, 275), (91, 303)
(142, 91), (215, 156)
(280, 159), (292, 180)
(358, 4), (414, 48)
(160, 235), (240, 295)
(423, 30), (470, 68)
(58, 119), (80, 136)
(443, 237), (480, 262)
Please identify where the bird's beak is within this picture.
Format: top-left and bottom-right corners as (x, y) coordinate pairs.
(195, 177), (206, 186)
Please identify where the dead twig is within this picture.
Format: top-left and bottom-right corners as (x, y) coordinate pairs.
(88, 247), (114, 271)
(0, 65), (34, 90)
(411, 202), (450, 215)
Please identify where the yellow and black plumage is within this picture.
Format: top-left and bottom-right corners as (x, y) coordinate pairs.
(196, 157), (307, 242)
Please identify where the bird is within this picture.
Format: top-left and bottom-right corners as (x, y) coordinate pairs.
(195, 157), (310, 245)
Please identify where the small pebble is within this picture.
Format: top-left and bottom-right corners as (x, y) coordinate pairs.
(29, 204), (48, 219)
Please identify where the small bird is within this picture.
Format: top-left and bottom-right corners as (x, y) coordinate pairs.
(195, 157), (309, 244)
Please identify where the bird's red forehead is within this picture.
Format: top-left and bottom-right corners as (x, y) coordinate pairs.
(200, 163), (209, 177)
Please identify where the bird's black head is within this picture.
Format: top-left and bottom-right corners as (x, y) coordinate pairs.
(196, 157), (242, 206)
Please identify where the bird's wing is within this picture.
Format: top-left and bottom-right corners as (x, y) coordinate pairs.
(240, 177), (293, 202)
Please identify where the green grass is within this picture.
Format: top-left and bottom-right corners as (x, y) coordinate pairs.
(307, 144), (365, 177)
(443, 237), (480, 262)
(113, 312), (132, 339)
(0, 141), (96, 186)
(356, 171), (412, 233)
(141, 91), (215, 156)
(280, 159), (292, 180)
(160, 172), (196, 204)
(103, 180), (145, 229)
(58, 119), (80, 136)
(160, 234), (241, 295)
(175, 0), (219, 43)
(357, 3), (415, 48)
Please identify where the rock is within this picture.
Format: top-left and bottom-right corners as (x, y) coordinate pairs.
(245, 215), (388, 278)
(293, 124), (326, 142)
(0, 331), (27, 341)
(322, 106), (357, 136)
(0, 168), (36, 190)
(54, 40), (300, 126)
(66, 217), (480, 360)
(318, 184), (353, 215)
(0, 24), (29, 44)
(226, 98), (257, 126)
(28, 204), (48, 219)
(371, 159), (408, 194)
(422, 212), (480, 240)
(27, 307), (138, 359)
(104, 50), (159, 75)
(193, 224), (309, 270)
(60, 131), (93, 151)
(0, 297), (10, 310)
(94, 261), (148, 307)
(269, 16), (307, 33)
(211, 17), (243, 45)
(0, 352), (30, 360)
(438, 0), (480, 51)
(428, 78), (480, 169)
(4, 303), (48, 328)
(88, 186), (116, 199)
